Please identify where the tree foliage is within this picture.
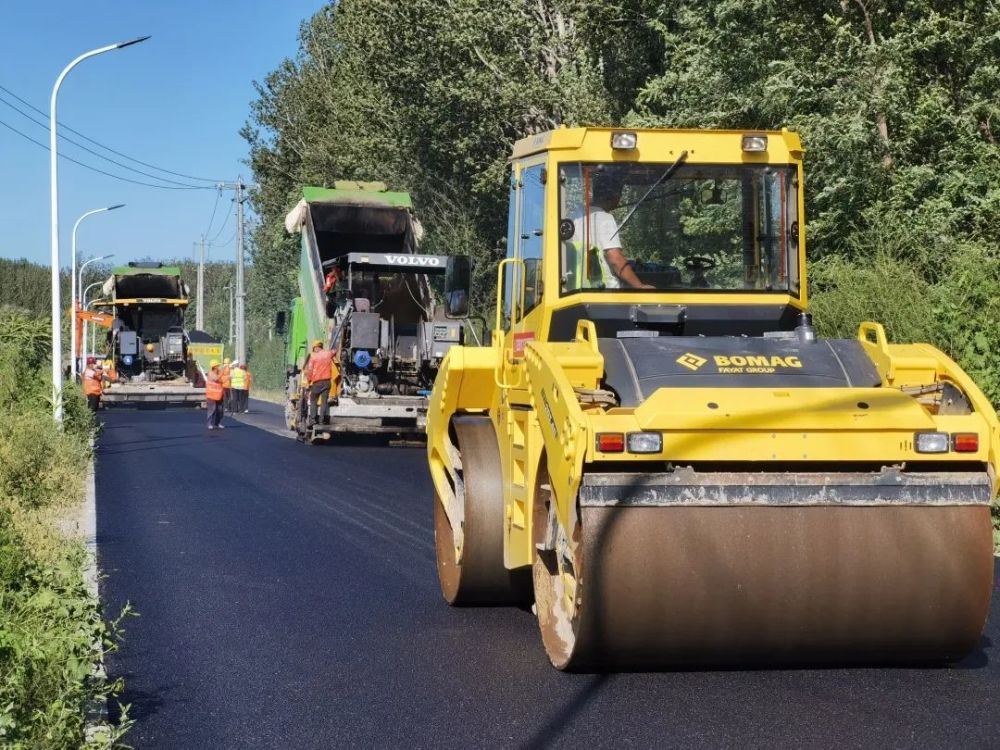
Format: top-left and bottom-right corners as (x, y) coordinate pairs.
(243, 0), (1000, 402)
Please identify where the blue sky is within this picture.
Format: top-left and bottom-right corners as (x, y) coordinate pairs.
(0, 0), (325, 269)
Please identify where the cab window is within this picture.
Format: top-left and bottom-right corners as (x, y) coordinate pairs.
(502, 171), (518, 329)
(519, 164), (545, 312)
(558, 162), (799, 294)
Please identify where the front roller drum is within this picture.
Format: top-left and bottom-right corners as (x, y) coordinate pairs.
(534, 472), (995, 670)
(434, 415), (523, 605)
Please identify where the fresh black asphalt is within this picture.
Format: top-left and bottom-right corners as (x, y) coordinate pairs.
(97, 401), (1000, 748)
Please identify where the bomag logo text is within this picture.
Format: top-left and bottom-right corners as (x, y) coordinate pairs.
(713, 355), (803, 374)
(676, 352), (708, 371)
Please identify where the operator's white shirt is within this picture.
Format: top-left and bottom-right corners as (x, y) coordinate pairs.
(572, 207), (621, 289)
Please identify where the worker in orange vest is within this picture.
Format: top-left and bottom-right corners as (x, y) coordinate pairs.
(82, 357), (103, 413)
(220, 357), (233, 413)
(205, 359), (226, 430)
(304, 339), (338, 427)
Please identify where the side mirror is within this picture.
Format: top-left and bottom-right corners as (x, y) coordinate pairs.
(445, 255), (471, 318)
(274, 310), (287, 336)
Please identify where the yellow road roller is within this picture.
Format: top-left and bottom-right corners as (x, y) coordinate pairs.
(426, 127), (998, 670)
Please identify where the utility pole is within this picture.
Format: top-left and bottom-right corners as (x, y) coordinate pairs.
(196, 236), (206, 331)
(235, 177), (246, 363)
(216, 178), (251, 362)
(224, 282), (234, 346)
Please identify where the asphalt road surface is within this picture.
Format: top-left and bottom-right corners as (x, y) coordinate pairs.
(97, 401), (1000, 748)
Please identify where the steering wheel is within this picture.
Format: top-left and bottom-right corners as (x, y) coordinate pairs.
(683, 255), (716, 271)
(683, 255), (715, 289)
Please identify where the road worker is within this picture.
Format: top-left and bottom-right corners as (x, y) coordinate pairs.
(230, 362), (248, 414)
(242, 364), (253, 413)
(82, 357), (103, 413)
(304, 339), (338, 427)
(220, 357), (233, 413)
(205, 359), (225, 430)
(102, 358), (117, 387)
(322, 263), (340, 315)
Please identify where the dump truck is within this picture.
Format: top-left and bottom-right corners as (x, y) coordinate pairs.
(426, 127), (999, 670)
(94, 262), (204, 404)
(280, 183), (470, 443)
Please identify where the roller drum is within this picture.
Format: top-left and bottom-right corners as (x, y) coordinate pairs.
(536, 471), (995, 670)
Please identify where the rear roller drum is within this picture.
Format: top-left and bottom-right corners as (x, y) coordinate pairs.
(434, 415), (523, 605)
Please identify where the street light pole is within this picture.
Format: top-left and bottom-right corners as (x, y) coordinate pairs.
(71, 204), (124, 379)
(81, 280), (103, 365)
(78, 255), (113, 292)
(49, 35), (149, 423)
(76, 253), (114, 366)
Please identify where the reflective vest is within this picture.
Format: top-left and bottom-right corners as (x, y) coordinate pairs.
(565, 240), (609, 291)
(205, 377), (224, 401)
(83, 369), (103, 397)
(305, 350), (335, 382)
(220, 366), (232, 388)
(230, 368), (247, 389)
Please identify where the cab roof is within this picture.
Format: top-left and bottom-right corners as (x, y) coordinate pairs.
(510, 126), (804, 163)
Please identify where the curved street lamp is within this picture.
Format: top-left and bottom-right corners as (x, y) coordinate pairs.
(81, 280), (105, 366)
(50, 35), (150, 422)
(71, 204), (124, 379)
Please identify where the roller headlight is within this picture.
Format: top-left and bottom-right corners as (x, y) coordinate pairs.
(611, 131), (638, 150)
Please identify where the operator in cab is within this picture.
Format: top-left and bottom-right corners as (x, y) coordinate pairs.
(572, 173), (652, 290)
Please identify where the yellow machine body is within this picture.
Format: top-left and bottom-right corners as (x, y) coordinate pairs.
(427, 127), (998, 670)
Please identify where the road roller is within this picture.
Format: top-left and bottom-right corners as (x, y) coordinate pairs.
(426, 127), (998, 670)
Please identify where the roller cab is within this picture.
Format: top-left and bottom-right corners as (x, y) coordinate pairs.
(426, 127), (998, 670)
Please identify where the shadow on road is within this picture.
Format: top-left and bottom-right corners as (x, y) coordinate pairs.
(108, 683), (171, 724)
(519, 674), (612, 749)
(953, 635), (992, 670)
(98, 433), (206, 456)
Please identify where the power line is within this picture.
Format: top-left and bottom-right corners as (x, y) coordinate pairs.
(213, 226), (238, 248)
(0, 116), (213, 190)
(204, 188), (222, 238)
(207, 197), (235, 243)
(0, 93), (208, 188)
(0, 82), (224, 183)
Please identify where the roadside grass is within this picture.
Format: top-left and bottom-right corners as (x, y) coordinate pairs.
(0, 309), (131, 748)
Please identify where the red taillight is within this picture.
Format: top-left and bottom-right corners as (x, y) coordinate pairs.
(596, 433), (625, 453)
(952, 433), (979, 453)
